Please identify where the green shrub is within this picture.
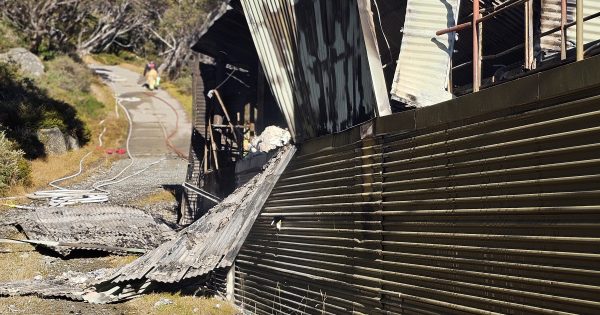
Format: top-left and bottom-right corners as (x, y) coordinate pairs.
(173, 75), (193, 95)
(77, 96), (105, 119)
(0, 21), (26, 53)
(0, 61), (89, 158)
(93, 53), (123, 66)
(0, 130), (31, 193)
(42, 56), (92, 93)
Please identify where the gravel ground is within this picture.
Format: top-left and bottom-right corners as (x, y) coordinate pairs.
(69, 156), (188, 224)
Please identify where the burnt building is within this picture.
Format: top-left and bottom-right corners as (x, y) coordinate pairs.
(176, 0), (600, 313)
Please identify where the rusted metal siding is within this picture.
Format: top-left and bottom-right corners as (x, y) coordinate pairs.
(241, 0), (390, 142)
(182, 55), (209, 224)
(541, 0), (600, 53)
(391, 0), (459, 107)
(234, 57), (600, 314)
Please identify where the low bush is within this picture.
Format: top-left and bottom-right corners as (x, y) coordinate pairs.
(0, 130), (31, 194)
(42, 56), (92, 94)
(0, 61), (89, 158)
(0, 21), (26, 53)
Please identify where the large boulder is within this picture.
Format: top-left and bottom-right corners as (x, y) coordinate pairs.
(0, 48), (44, 78)
(37, 127), (68, 155)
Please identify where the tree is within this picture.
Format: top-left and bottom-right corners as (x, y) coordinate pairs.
(149, 0), (220, 79)
(0, 0), (79, 53)
(75, 0), (155, 54)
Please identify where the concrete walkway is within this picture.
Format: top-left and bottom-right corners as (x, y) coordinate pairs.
(91, 65), (191, 157)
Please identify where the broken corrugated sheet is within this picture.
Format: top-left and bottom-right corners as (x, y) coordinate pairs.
(241, 0), (390, 142)
(391, 0), (459, 107)
(16, 206), (176, 256)
(0, 269), (111, 301)
(81, 146), (295, 303)
(541, 0), (600, 53)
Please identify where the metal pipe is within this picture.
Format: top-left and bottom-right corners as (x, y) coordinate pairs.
(577, 0), (584, 61)
(473, 0), (481, 92)
(561, 0), (568, 60)
(436, 22), (471, 36)
(436, 0), (528, 36)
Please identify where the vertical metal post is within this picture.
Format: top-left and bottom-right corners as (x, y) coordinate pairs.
(473, 0), (481, 92)
(561, 0), (568, 60)
(226, 263), (236, 302)
(576, 0), (584, 61)
(525, 0), (535, 70)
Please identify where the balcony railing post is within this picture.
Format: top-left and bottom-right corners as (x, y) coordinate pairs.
(473, 0), (481, 92)
(576, 0), (584, 61)
(561, 0), (567, 60)
(525, 0), (535, 70)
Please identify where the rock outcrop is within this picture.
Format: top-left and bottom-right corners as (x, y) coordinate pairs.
(36, 127), (69, 155)
(0, 48), (45, 78)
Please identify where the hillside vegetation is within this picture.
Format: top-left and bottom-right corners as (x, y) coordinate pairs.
(0, 22), (127, 195)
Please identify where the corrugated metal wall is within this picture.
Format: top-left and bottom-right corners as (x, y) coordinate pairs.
(391, 0), (459, 107)
(541, 0), (600, 53)
(240, 0), (386, 142)
(182, 55), (208, 225)
(234, 59), (600, 314)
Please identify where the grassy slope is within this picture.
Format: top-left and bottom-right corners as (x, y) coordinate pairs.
(4, 61), (128, 198)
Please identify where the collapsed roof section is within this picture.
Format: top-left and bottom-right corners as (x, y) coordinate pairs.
(80, 146), (296, 303)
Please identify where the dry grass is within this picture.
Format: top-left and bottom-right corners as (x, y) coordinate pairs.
(162, 82), (193, 117)
(108, 255), (138, 268)
(124, 293), (238, 315)
(0, 233), (47, 282)
(131, 190), (177, 207)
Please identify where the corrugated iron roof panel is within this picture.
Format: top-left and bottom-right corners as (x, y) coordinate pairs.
(390, 0), (459, 107)
(240, 0), (390, 142)
(16, 206), (176, 256)
(79, 146), (295, 303)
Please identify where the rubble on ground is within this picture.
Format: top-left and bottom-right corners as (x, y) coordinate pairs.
(13, 205), (176, 256)
(0, 269), (112, 301)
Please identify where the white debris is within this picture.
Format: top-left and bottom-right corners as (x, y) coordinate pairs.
(250, 126), (291, 153)
(154, 298), (173, 308)
(33, 275), (43, 281)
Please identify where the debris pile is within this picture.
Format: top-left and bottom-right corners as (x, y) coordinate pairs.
(83, 145), (295, 303)
(14, 205), (176, 256)
(0, 269), (112, 301)
(0, 145), (295, 304)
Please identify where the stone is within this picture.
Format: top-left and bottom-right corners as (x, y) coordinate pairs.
(65, 135), (80, 151)
(153, 298), (173, 308)
(37, 127), (68, 155)
(0, 48), (44, 78)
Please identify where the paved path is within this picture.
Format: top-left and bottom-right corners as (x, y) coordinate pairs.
(77, 65), (192, 207)
(91, 65), (191, 157)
